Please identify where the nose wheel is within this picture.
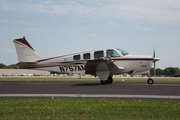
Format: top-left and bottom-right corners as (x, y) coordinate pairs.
(147, 78), (154, 84)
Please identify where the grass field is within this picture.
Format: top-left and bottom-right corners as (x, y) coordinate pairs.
(0, 99), (180, 120)
(1, 77), (180, 119)
(0, 76), (180, 84)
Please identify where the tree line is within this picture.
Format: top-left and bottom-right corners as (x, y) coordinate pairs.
(1, 63), (180, 77)
(150, 67), (180, 77)
(0, 63), (18, 69)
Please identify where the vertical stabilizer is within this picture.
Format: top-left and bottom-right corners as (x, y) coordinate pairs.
(13, 37), (42, 62)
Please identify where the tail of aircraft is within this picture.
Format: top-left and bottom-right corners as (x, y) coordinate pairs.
(13, 36), (42, 62)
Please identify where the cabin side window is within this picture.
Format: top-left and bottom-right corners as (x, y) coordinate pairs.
(106, 50), (120, 57)
(94, 51), (104, 59)
(83, 53), (90, 59)
(73, 55), (80, 60)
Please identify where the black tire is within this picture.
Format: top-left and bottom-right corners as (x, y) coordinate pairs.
(147, 78), (154, 84)
(100, 80), (108, 84)
(100, 76), (113, 84)
(108, 76), (113, 84)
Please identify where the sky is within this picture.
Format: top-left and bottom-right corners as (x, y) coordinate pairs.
(0, 0), (180, 69)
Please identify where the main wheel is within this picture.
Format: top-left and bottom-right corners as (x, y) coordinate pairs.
(100, 76), (113, 84)
(100, 80), (108, 84)
(147, 78), (154, 84)
(107, 76), (113, 84)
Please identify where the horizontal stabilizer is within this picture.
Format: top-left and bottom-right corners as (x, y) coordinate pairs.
(16, 62), (37, 69)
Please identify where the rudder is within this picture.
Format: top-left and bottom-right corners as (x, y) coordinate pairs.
(13, 36), (42, 62)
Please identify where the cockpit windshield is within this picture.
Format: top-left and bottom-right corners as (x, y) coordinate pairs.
(116, 48), (129, 56)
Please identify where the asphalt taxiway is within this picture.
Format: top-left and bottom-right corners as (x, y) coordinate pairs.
(0, 82), (180, 101)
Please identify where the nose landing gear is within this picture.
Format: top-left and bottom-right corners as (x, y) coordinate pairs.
(147, 78), (154, 84)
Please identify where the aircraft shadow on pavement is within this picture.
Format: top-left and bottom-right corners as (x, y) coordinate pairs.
(71, 83), (102, 86)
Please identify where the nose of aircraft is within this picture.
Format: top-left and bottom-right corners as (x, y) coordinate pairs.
(153, 57), (160, 63)
(152, 48), (160, 63)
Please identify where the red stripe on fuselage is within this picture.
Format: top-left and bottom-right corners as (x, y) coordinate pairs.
(111, 58), (153, 61)
(37, 57), (153, 63)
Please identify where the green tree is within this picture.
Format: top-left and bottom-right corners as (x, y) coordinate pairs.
(10, 64), (18, 69)
(150, 67), (180, 76)
(174, 67), (180, 75)
(150, 68), (164, 76)
(1, 64), (18, 69)
(0, 63), (5, 68)
(164, 68), (170, 76)
(156, 68), (164, 76)
(163, 67), (179, 76)
(169, 67), (176, 76)
(2, 66), (14, 69)
(150, 68), (154, 76)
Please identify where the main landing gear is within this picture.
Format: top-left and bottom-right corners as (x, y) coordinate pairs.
(100, 76), (113, 84)
(100, 76), (154, 85)
(147, 78), (154, 84)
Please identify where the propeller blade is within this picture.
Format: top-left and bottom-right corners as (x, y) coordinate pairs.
(153, 47), (155, 58)
(152, 48), (160, 63)
(153, 47), (159, 77)
(154, 62), (156, 77)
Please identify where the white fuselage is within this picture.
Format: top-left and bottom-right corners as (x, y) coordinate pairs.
(31, 48), (153, 75)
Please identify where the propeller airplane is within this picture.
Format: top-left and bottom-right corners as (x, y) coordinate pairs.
(13, 36), (160, 84)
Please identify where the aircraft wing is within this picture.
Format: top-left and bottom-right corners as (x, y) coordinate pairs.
(85, 57), (125, 75)
(16, 58), (125, 75)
